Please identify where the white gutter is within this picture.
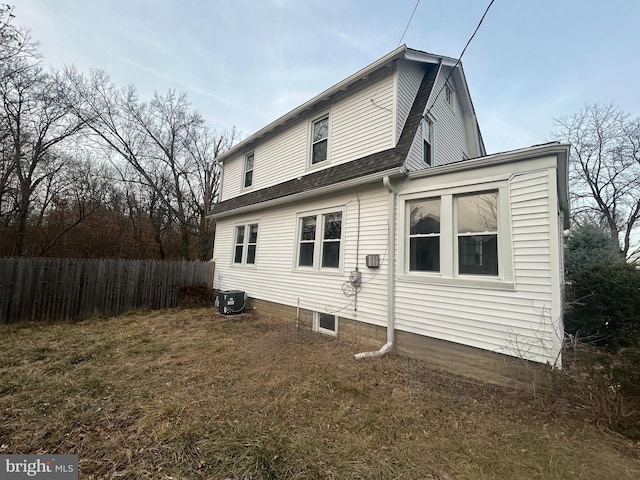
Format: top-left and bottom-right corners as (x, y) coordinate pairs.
(208, 166), (402, 220)
(355, 175), (400, 359)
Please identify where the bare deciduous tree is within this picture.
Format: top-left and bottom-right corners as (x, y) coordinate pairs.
(554, 103), (640, 260)
(60, 68), (238, 259)
(184, 123), (239, 259)
(1, 59), (85, 255)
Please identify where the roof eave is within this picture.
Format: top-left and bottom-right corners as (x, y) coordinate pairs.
(208, 167), (404, 220)
(217, 45), (410, 163)
(409, 142), (571, 227)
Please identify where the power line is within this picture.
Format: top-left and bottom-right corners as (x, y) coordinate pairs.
(424, 0), (496, 118)
(370, 0), (422, 108)
(398, 0), (421, 47)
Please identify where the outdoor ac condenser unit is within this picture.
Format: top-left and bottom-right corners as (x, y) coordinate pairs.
(217, 290), (245, 315)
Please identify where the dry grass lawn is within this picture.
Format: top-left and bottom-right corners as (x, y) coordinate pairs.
(1, 308), (639, 479)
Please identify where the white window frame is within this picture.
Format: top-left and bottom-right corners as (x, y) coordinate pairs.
(314, 311), (338, 336)
(308, 112), (330, 168)
(455, 191), (499, 276)
(445, 82), (455, 111)
(422, 114), (435, 167)
(232, 222), (259, 266)
(399, 182), (514, 290)
(243, 152), (254, 189)
(408, 197), (441, 272)
(294, 206), (344, 272)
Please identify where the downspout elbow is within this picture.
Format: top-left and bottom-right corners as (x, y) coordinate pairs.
(354, 341), (393, 360)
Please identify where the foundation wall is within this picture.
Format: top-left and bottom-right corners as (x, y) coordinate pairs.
(247, 297), (549, 387)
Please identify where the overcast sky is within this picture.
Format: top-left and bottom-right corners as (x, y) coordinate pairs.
(15, 0), (640, 154)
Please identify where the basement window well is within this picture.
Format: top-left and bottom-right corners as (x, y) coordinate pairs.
(314, 312), (337, 336)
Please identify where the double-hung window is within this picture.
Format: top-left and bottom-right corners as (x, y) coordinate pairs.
(297, 210), (343, 269)
(409, 198), (440, 272)
(403, 185), (510, 286)
(321, 212), (342, 268)
(456, 191), (498, 276)
(422, 117), (433, 166)
(445, 83), (455, 111)
(233, 223), (258, 265)
(244, 153), (254, 188)
(311, 115), (329, 165)
(298, 216), (317, 267)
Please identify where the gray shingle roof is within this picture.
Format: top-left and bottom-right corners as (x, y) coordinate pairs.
(210, 63), (438, 217)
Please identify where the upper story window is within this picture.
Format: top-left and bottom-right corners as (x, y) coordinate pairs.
(244, 153), (254, 188)
(456, 191), (498, 276)
(297, 209), (343, 270)
(234, 223), (258, 265)
(422, 117), (434, 166)
(445, 83), (455, 110)
(311, 115), (329, 165)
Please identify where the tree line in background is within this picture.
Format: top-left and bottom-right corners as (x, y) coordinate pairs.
(2, 7), (640, 267)
(0, 5), (238, 260)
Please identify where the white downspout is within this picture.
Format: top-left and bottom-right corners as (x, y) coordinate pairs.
(355, 175), (399, 359)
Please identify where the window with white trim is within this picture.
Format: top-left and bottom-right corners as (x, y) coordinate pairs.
(314, 312), (337, 336)
(233, 223), (258, 265)
(244, 153), (254, 188)
(409, 198), (440, 272)
(297, 210), (343, 269)
(403, 185), (510, 285)
(310, 115), (329, 165)
(456, 191), (498, 276)
(445, 83), (455, 110)
(422, 117), (433, 166)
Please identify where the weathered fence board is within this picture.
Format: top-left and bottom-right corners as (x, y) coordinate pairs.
(0, 258), (215, 323)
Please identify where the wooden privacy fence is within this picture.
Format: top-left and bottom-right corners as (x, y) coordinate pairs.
(0, 258), (215, 323)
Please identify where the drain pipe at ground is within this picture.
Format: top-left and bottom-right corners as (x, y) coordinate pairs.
(355, 175), (399, 359)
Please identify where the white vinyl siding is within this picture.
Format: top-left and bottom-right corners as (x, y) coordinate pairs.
(395, 160), (562, 365)
(214, 155), (564, 366)
(406, 67), (470, 171)
(213, 185), (391, 328)
(396, 60), (425, 141)
(329, 69), (394, 163)
(219, 71), (395, 203)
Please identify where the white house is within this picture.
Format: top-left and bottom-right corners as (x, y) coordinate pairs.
(209, 45), (569, 380)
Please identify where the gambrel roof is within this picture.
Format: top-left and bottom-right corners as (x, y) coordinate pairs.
(209, 46), (483, 219)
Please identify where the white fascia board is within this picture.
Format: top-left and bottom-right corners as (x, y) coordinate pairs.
(409, 143), (568, 177)
(409, 143), (570, 224)
(209, 168), (403, 220)
(405, 51), (485, 157)
(448, 63), (485, 156)
(403, 49), (459, 67)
